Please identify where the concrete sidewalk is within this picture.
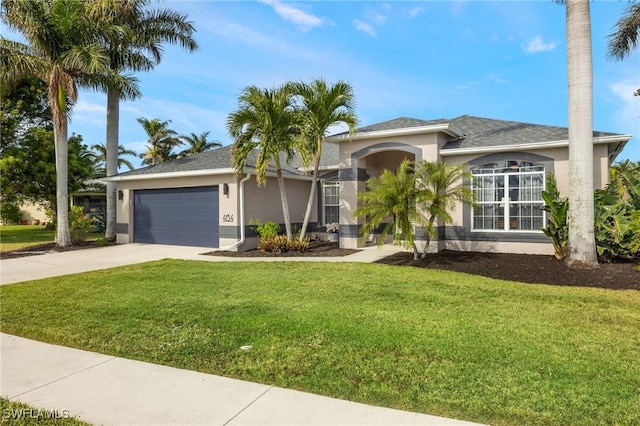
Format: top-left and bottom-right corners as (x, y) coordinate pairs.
(1, 334), (480, 426)
(0, 243), (401, 285)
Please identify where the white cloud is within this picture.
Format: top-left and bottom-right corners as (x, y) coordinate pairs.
(259, 0), (324, 31)
(486, 72), (506, 84)
(353, 20), (377, 38)
(409, 6), (424, 18)
(523, 36), (556, 54)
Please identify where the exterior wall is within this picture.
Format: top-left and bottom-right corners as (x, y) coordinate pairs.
(18, 201), (48, 224)
(338, 134), (441, 249)
(114, 173), (314, 251)
(338, 130), (613, 255)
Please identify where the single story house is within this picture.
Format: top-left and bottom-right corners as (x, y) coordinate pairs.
(104, 115), (631, 255)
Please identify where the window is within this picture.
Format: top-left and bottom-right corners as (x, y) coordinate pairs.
(323, 177), (340, 224)
(472, 161), (545, 231)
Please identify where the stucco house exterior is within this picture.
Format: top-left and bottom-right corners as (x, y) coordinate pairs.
(104, 115), (631, 254)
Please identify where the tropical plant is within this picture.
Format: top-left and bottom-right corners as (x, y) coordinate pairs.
(137, 117), (183, 166)
(414, 161), (474, 259)
(227, 84), (304, 240)
(594, 161), (640, 261)
(90, 143), (137, 177)
(0, 0), (136, 246)
(541, 173), (569, 260)
(291, 79), (358, 241)
(564, 0), (598, 268)
(69, 205), (92, 243)
(607, 0), (640, 95)
(354, 160), (421, 258)
(178, 131), (221, 157)
(86, 0), (198, 241)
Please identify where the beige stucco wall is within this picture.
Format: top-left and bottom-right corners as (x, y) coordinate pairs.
(18, 201), (48, 223)
(338, 129), (614, 254)
(114, 173), (314, 250)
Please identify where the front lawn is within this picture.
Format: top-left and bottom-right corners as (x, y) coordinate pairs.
(1, 260), (638, 425)
(0, 225), (55, 252)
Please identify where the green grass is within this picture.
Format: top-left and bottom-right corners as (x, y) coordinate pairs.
(1, 261), (639, 425)
(0, 225), (55, 252)
(0, 398), (89, 425)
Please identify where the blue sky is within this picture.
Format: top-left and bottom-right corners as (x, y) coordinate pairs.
(10, 1), (640, 168)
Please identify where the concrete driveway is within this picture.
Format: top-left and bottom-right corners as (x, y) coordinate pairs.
(0, 243), (209, 285)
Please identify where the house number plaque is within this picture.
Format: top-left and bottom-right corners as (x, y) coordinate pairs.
(222, 214), (234, 223)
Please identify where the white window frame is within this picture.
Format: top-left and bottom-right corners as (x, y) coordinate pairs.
(471, 161), (545, 232)
(322, 177), (340, 225)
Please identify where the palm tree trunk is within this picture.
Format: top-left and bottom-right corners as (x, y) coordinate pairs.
(105, 88), (119, 241)
(565, 0), (598, 268)
(275, 158), (293, 240)
(420, 214), (437, 259)
(299, 154), (321, 241)
(54, 116), (72, 247)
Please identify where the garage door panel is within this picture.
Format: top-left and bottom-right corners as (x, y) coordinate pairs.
(133, 186), (219, 247)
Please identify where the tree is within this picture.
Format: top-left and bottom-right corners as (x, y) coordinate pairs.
(90, 143), (137, 177)
(292, 79), (358, 241)
(0, 0), (136, 246)
(178, 131), (221, 157)
(607, 1), (640, 95)
(0, 129), (94, 211)
(137, 117), (183, 166)
(414, 161), (474, 259)
(565, 0), (598, 268)
(354, 160), (421, 258)
(86, 0), (198, 241)
(227, 84), (303, 240)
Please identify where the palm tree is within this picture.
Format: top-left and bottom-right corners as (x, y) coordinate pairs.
(565, 0), (598, 268)
(0, 0), (136, 247)
(137, 117), (183, 166)
(91, 143), (137, 177)
(607, 2), (640, 60)
(354, 160), (421, 258)
(178, 131), (221, 157)
(227, 84), (303, 240)
(86, 0), (198, 241)
(414, 161), (474, 259)
(292, 79), (358, 241)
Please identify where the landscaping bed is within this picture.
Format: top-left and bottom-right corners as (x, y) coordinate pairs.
(206, 240), (360, 257)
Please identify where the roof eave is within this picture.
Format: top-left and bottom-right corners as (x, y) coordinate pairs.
(102, 168), (237, 182)
(326, 123), (465, 143)
(439, 134), (632, 157)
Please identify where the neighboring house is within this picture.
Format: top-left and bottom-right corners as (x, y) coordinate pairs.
(71, 179), (107, 215)
(104, 115), (631, 254)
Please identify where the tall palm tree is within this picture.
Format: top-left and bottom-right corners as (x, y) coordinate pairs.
(292, 79), (358, 241)
(86, 0), (198, 241)
(227, 84), (303, 240)
(91, 143), (137, 177)
(178, 131), (221, 157)
(414, 161), (474, 259)
(137, 117), (183, 166)
(0, 0), (137, 247)
(565, 0), (598, 268)
(354, 160), (421, 258)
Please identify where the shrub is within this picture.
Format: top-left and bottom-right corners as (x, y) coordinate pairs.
(0, 202), (22, 224)
(250, 220), (281, 240)
(594, 185), (640, 261)
(69, 206), (92, 243)
(288, 237), (310, 253)
(258, 235), (290, 253)
(540, 174), (568, 260)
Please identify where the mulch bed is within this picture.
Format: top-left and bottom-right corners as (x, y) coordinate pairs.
(205, 240), (360, 258)
(0, 241), (104, 260)
(3, 240), (637, 290)
(374, 250), (640, 290)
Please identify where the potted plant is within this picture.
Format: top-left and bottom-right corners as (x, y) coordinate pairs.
(326, 222), (339, 242)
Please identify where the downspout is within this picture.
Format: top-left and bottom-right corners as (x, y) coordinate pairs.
(217, 173), (251, 251)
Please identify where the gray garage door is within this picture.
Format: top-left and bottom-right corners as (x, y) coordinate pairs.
(133, 186), (219, 247)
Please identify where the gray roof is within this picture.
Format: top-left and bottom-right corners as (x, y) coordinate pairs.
(116, 115), (625, 178)
(443, 115), (619, 150)
(115, 144), (310, 179)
